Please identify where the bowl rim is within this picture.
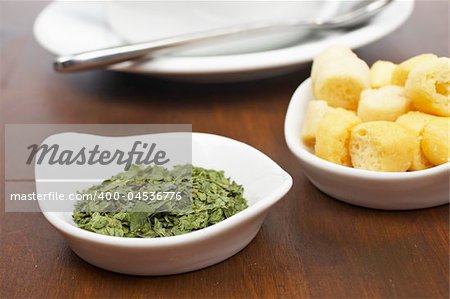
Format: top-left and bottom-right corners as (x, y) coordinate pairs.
(284, 78), (450, 180)
(40, 132), (293, 247)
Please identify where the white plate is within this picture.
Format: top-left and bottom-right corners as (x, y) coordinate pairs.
(34, 1), (414, 81)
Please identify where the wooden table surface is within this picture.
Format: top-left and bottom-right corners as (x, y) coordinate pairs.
(1, 2), (449, 298)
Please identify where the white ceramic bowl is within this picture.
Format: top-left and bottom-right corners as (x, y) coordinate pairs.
(38, 132), (292, 275)
(285, 78), (449, 210)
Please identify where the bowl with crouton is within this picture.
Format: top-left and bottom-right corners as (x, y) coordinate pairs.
(284, 46), (449, 210)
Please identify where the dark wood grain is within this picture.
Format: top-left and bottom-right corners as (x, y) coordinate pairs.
(1, 2), (449, 298)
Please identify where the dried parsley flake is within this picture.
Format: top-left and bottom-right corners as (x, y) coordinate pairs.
(72, 164), (247, 238)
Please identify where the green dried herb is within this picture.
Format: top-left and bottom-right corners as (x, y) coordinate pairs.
(72, 164), (247, 238)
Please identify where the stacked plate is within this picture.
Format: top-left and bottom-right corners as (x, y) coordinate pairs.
(34, 1), (414, 81)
